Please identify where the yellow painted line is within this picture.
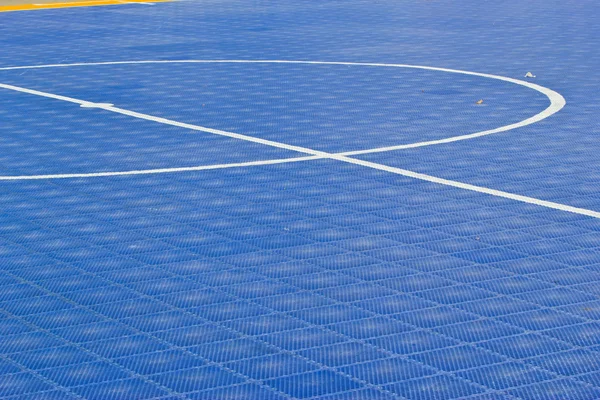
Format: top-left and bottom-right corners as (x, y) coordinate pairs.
(0, 0), (170, 12)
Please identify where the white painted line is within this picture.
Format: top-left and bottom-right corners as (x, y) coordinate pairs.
(340, 91), (565, 155)
(0, 82), (328, 158)
(2, 60), (592, 219)
(0, 60), (566, 155)
(0, 82), (88, 104)
(80, 102), (114, 108)
(104, 106), (330, 156)
(0, 156), (322, 180)
(330, 155), (600, 219)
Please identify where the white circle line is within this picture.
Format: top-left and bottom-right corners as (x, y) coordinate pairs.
(0, 59), (565, 181)
(3, 61), (596, 219)
(0, 156), (323, 181)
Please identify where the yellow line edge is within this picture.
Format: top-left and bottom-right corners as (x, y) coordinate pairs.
(0, 0), (171, 12)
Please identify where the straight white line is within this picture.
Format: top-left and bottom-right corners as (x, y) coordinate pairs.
(108, 106), (329, 156)
(329, 155), (600, 219)
(0, 156), (322, 180)
(0, 83), (87, 104)
(0, 83), (329, 158)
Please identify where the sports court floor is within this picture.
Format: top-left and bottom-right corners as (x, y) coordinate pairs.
(1, 1), (600, 399)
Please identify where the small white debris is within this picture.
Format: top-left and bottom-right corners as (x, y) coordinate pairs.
(524, 72), (536, 78)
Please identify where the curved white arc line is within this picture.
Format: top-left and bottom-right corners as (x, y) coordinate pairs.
(0, 156), (322, 180)
(341, 96), (564, 155)
(0, 59), (566, 153)
(1, 68), (597, 219)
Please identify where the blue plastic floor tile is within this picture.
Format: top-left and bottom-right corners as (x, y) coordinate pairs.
(1, 0), (600, 398)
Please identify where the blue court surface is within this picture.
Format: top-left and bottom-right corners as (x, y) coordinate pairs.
(1, 1), (600, 399)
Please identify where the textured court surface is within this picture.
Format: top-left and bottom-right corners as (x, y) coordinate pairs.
(1, 1), (600, 399)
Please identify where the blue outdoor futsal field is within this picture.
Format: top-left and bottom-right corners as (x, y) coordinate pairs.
(1, 0), (600, 399)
